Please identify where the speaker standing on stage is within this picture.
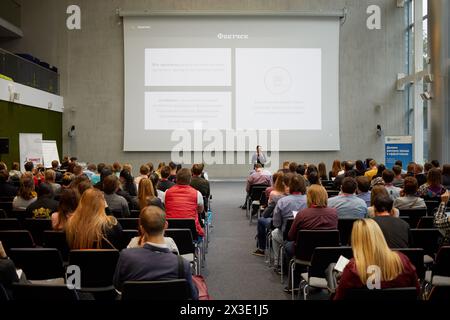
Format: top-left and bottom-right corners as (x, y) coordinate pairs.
(251, 145), (266, 167)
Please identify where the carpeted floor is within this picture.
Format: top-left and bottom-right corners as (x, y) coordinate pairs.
(203, 181), (290, 300)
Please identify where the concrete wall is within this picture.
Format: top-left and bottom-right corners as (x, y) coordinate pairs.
(0, 0), (407, 178)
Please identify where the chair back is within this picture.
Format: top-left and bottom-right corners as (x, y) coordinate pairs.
(167, 218), (198, 241)
(398, 209), (428, 228)
(0, 218), (22, 230)
(68, 249), (119, 289)
(295, 230), (340, 263)
(0, 201), (12, 212)
(42, 231), (70, 261)
(433, 246), (450, 277)
(392, 248), (425, 280)
(0, 208), (7, 219)
(410, 228), (442, 257)
(337, 219), (359, 246)
(121, 229), (139, 250)
(122, 279), (191, 300)
(130, 209), (140, 218)
(327, 190), (340, 198)
(0, 230), (35, 254)
(164, 228), (195, 255)
(23, 218), (52, 246)
(9, 248), (65, 280)
(309, 247), (353, 278)
(249, 184), (269, 202)
(12, 283), (79, 301)
(0, 283), (9, 301)
(417, 216), (435, 229)
(344, 287), (418, 300)
(117, 218), (139, 230)
(282, 218), (294, 241)
(425, 200), (440, 215)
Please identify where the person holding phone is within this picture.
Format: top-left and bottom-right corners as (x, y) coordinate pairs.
(251, 145), (266, 168)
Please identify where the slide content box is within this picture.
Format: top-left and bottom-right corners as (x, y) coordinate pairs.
(145, 48), (232, 87)
(145, 92), (232, 130)
(235, 48), (322, 130)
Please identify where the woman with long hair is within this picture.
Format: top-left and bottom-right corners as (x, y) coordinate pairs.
(417, 168), (447, 200)
(268, 172), (287, 203)
(119, 169), (137, 197)
(12, 173), (37, 210)
(334, 219), (419, 299)
(318, 162), (328, 181)
(66, 188), (122, 249)
(135, 178), (164, 210)
(51, 188), (78, 231)
(329, 160), (341, 181)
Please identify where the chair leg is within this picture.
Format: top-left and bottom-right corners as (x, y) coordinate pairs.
(291, 261), (295, 300)
(280, 246), (284, 283)
(303, 283), (309, 301)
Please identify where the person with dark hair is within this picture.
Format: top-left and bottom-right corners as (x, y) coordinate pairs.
(190, 164), (210, 198)
(0, 169), (18, 198)
(328, 177), (368, 219)
(431, 160), (440, 169)
(93, 168), (112, 191)
(119, 169), (137, 197)
(418, 168), (447, 200)
(165, 168), (205, 237)
(103, 175), (130, 218)
(167, 162), (178, 183)
(12, 173), (37, 210)
(51, 188), (79, 230)
(24, 161), (34, 173)
(354, 160), (365, 176)
(295, 164), (306, 176)
(442, 164), (450, 187)
(251, 145), (266, 167)
(90, 163), (105, 185)
(392, 165), (404, 188)
(307, 171), (320, 185)
(414, 163), (427, 186)
(333, 161), (355, 190)
(395, 160), (407, 175)
(373, 194), (410, 248)
(288, 162), (298, 174)
(271, 175), (307, 268)
(149, 172), (165, 203)
(134, 164), (150, 190)
(157, 166), (175, 192)
(356, 176), (371, 207)
(393, 177), (426, 210)
(246, 163), (271, 193)
(383, 169), (401, 200)
(318, 162), (328, 181)
(113, 205), (198, 299)
(26, 182), (58, 219)
(329, 160), (341, 181)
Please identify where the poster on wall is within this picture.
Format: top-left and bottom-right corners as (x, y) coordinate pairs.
(19, 133), (43, 170)
(42, 140), (60, 168)
(385, 136), (413, 169)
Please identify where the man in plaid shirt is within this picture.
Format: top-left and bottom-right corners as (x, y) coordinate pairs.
(434, 191), (450, 245)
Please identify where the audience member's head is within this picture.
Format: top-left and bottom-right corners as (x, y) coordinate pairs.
(87, 163), (97, 172)
(140, 164), (150, 176)
(395, 160), (403, 168)
(254, 163), (263, 172)
(318, 162), (327, 179)
(11, 162), (20, 171)
(119, 169), (134, 185)
(44, 169), (56, 183)
(73, 165), (83, 176)
(55, 188), (79, 230)
(424, 162), (433, 173)
(407, 162), (416, 174)
(156, 162), (165, 171)
(97, 163), (106, 174)
(0, 170), (9, 183)
(161, 166), (171, 179)
(36, 182), (54, 199)
(138, 178), (156, 209)
(288, 174), (306, 194)
(427, 168), (442, 187)
(69, 157), (78, 163)
(403, 176), (419, 196)
(289, 162), (298, 173)
(61, 172), (75, 187)
(112, 162), (122, 173)
(0, 162), (6, 171)
(282, 161), (290, 170)
(414, 163), (424, 175)
(192, 164), (203, 176)
(355, 160), (365, 173)
(431, 160), (440, 169)
(443, 164), (450, 177)
(176, 168), (192, 185)
(296, 164), (306, 176)
(100, 168), (113, 182)
(375, 164), (386, 177)
(344, 161), (354, 172)
(51, 160), (59, 169)
(24, 161), (34, 172)
(392, 165), (402, 177)
(306, 184), (328, 208)
(146, 162), (154, 173)
(307, 171), (320, 185)
(373, 194), (394, 215)
(139, 205), (167, 238)
(123, 163), (132, 173)
(382, 169), (395, 184)
(344, 170), (357, 178)
(76, 179), (92, 196)
(370, 185), (389, 206)
(369, 160), (377, 169)
(18, 173), (35, 200)
(168, 161), (177, 172)
(67, 162), (76, 173)
(103, 174), (119, 195)
(356, 176), (370, 193)
(341, 177), (357, 195)
(331, 160), (341, 177)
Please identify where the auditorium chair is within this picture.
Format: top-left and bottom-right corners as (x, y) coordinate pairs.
(398, 208), (428, 228)
(11, 283), (79, 301)
(0, 218), (22, 230)
(121, 229), (139, 249)
(270, 218), (294, 282)
(424, 200), (440, 215)
(117, 218), (139, 230)
(417, 216), (435, 229)
(9, 248), (65, 281)
(410, 228), (442, 264)
(121, 279), (191, 300)
(337, 218), (359, 246)
(42, 230), (70, 262)
(23, 218), (52, 246)
(0, 230), (35, 255)
(0, 208), (7, 218)
(164, 228), (199, 275)
(429, 246), (450, 287)
(245, 184), (269, 223)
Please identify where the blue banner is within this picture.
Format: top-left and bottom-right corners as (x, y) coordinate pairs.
(385, 136), (413, 169)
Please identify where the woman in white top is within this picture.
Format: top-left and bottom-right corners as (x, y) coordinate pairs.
(12, 173), (37, 211)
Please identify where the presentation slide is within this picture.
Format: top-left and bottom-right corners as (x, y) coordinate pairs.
(145, 92), (232, 130)
(235, 48), (321, 130)
(145, 48), (231, 87)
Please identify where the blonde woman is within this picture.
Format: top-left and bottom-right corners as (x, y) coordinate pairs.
(333, 219), (419, 299)
(66, 188), (123, 249)
(133, 178), (164, 211)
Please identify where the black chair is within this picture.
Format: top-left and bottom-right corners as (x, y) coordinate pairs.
(246, 184), (269, 223)
(417, 216), (435, 229)
(9, 248), (65, 280)
(121, 279), (191, 300)
(322, 180), (334, 189)
(337, 219), (359, 246)
(392, 248), (425, 280)
(0, 218), (22, 230)
(42, 231), (70, 262)
(11, 283), (79, 301)
(0, 230), (35, 254)
(430, 246), (450, 287)
(23, 218), (52, 246)
(425, 200), (440, 215)
(165, 227), (201, 275)
(410, 229), (442, 263)
(7, 210), (32, 221)
(278, 218), (295, 281)
(121, 229), (139, 250)
(166, 218), (198, 241)
(398, 209), (428, 228)
(0, 208), (7, 219)
(399, 216), (411, 227)
(0, 201), (13, 212)
(68, 249), (119, 294)
(343, 287), (418, 300)
(327, 190), (340, 198)
(288, 230), (340, 299)
(0, 283), (9, 301)
(428, 286), (450, 300)
(300, 246), (353, 300)
(117, 218), (139, 230)
(129, 210), (140, 218)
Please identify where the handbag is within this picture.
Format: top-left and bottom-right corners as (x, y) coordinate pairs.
(192, 275), (211, 300)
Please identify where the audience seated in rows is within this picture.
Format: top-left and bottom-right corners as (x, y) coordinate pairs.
(393, 177), (426, 210)
(328, 177), (368, 219)
(157, 166), (175, 192)
(66, 188), (123, 249)
(134, 164), (151, 190)
(26, 182), (58, 219)
(417, 168), (447, 200)
(120, 169), (137, 197)
(367, 186), (399, 218)
(103, 175), (130, 218)
(356, 176), (371, 207)
(392, 165), (405, 188)
(0, 170), (18, 198)
(190, 164), (210, 198)
(333, 219), (419, 299)
(12, 173), (37, 210)
(165, 168), (205, 237)
(44, 169), (61, 194)
(383, 170), (401, 200)
(134, 178), (164, 211)
(329, 160), (341, 181)
(51, 188), (78, 231)
(113, 206), (198, 299)
(167, 162), (178, 183)
(364, 160), (378, 181)
(246, 163), (272, 193)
